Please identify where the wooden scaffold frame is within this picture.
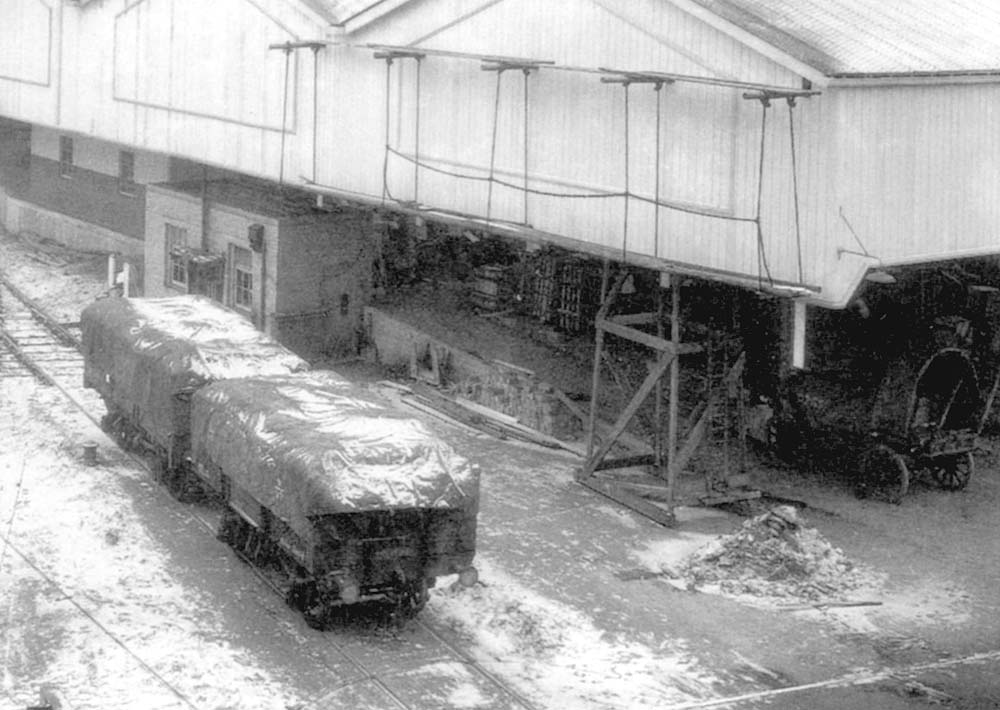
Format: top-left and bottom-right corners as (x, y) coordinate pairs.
(577, 269), (759, 527)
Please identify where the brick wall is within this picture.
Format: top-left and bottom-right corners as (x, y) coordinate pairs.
(24, 156), (146, 239)
(144, 186), (280, 329)
(275, 209), (376, 357)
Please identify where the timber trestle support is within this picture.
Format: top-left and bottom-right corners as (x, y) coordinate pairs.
(578, 270), (759, 526)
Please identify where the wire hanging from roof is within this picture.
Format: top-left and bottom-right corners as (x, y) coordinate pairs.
(276, 40), (818, 291)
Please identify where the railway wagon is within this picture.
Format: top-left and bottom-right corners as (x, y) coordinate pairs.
(80, 295), (308, 496)
(189, 372), (480, 622)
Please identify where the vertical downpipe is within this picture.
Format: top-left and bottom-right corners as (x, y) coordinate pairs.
(55, 1), (63, 126)
(200, 166), (210, 251)
(259, 237), (267, 333)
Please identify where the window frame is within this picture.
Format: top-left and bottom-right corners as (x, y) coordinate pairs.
(228, 243), (254, 313)
(164, 223), (189, 290)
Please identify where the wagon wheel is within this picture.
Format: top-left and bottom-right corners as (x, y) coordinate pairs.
(929, 451), (975, 491)
(857, 444), (910, 504)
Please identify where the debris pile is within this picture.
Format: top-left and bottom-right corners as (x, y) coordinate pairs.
(679, 506), (869, 601)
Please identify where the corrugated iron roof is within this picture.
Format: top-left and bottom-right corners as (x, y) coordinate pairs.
(687, 0), (1000, 76)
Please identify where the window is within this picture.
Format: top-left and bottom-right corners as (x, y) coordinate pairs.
(118, 150), (136, 196)
(59, 136), (73, 178)
(229, 244), (253, 311)
(165, 223), (188, 289)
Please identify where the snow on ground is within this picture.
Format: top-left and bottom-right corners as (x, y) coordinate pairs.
(428, 558), (721, 709)
(1, 231), (732, 709)
(0, 233), (110, 323)
(0, 381), (302, 709)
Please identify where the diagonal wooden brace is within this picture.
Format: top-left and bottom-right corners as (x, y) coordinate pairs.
(579, 348), (675, 480)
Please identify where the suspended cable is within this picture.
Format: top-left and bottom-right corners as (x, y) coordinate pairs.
(311, 45), (321, 183)
(788, 97), (804, 283)
(486, 69), (504, 224)
(622, 81), (631, 261)
(279, 45), (292, 186)
(414, 58), (422, 202)
(653, 81), (663, 259)
(386, 146), (761, 219)
(369, 49), (805, 291)
(523, 68), (530, 225)
(275, 40), (820, 290)
(753, 98), (774, 288)
(381, 57), (393, 204)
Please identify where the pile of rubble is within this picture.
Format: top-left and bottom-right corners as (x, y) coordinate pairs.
(679, 506), (870, 601)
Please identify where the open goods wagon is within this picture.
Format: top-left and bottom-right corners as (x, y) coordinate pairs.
(190, 372), (479, 622)
(80, 295), (307, 497)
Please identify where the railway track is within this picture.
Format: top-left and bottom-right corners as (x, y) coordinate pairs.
(0, 271), (83, 383)
(0, 280), (536, 710)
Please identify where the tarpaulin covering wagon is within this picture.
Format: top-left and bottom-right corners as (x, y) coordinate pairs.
(80, 295), (308, 495)
(190, 372), (479, 621)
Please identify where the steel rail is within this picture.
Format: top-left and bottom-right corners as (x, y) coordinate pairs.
(0, 270), (80, 349)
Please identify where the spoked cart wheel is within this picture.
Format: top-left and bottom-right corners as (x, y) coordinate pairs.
(929, 451), (975, 491)
(857, 443), (910, 504)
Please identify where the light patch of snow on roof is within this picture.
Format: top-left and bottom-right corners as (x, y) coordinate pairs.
(688, 0), (1000, 75)
(127, 296), (308, 379)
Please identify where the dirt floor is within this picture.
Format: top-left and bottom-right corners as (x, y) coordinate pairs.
(2, 229), (1000, 709)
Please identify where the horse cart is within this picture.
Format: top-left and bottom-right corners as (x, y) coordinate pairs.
(773, 334), (989, 503)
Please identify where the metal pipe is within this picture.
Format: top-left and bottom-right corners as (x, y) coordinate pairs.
(311, 45), (320, 183)
(485, 69), (503, 224)
(666, 275), (680, 501)
(522, 68), (530, 225)
(414, 58), (422, 202)
(621, 82), (630, 261)
(279, 46), (292, 185)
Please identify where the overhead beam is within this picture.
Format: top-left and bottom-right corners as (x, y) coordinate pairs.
(599, 67), (818, 95)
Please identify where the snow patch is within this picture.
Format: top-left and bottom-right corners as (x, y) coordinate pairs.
(428, 558), (721, 708)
